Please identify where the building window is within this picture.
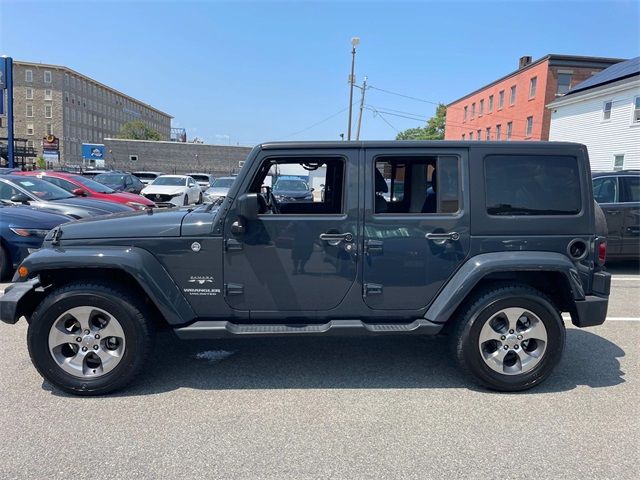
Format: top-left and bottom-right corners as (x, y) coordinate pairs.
(479, 99), (484, 116)
(488, 95), (494, 113)
(26, 123), (34, 135)
(526, 116), (533, 137)
(603, 100), (613, 121)
(45, 105), (53, 118)
(26, 104), (34, 117)
(498, 90), (504, 109)
(25, 87), (34, 100)
(27, 140), (34, 148)
(506, 122), (513, 140)
(613, 155), (624, 171)
(557, 73), (572, 94)
(469, 132), (474, 140)
(463, 106), (468, 122)
(64, 73), (69, 85)
(477, 129), (481, 140)
(486, 127), (491, 140)
(45, 89), (53, 101)
(25, 70), (33, 82)
(496, 124), (501, 140)
(633, 97), (640, 123)
(46, 123), (53, 135)
(462, 133), (466, 140)
(471, 102), (476, 118)
(529, 77), (537, 98)
(509, 86), (517, 106)
(44, 70), (52, 83)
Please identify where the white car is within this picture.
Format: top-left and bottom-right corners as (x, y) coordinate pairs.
(204, 176), (236, 202)
(141, 175), (202, 207)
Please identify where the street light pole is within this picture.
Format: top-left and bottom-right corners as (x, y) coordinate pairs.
(347, 37), (360, 141)
(355, 76), (367, 141)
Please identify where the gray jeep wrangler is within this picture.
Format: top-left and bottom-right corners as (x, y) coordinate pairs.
(0, 141), (611, 395)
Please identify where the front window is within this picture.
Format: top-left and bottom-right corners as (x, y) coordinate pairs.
(485, 155), (581, 215)
(13, 177), (74, 200)
(603, 101), (613, 121)
(151, 176), (187, 186)
(593, 177), (618, 204)
(557, 73), (572, 94)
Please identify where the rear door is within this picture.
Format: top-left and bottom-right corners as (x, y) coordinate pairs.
(593, 176), (623, 255)
(619, 175), (640, 257)
(362, 147), (470, 310)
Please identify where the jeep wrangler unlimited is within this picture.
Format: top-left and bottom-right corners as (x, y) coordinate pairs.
(0, 141), (611, 395)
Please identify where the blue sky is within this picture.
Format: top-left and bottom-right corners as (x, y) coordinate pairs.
(1, 0), (639, 145)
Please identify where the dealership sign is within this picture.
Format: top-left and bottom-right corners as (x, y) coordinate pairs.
(42, 135), (59, 151)
(82, 143), (105, 160)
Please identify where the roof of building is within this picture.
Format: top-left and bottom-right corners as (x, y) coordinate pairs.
(563, 57), (640, 96)
(446, 54), (625, 106)
(15, 60), (172, 119)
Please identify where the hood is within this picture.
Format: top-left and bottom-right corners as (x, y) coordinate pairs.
(52, 197), (133, 213)
(205, 187), (230, 196)
(104, 191), (151, 203)
(142, 185), (186, 196)
(273, 189), (313, 199)
(0, 205), (72, 229)
(54, 208), (188, 240)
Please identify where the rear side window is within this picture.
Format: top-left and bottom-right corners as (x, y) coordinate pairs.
(620, 176), (640, 202)
(485, 155), (581, 215)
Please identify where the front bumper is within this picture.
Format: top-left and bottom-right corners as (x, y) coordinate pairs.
(0, 278), (40, 324)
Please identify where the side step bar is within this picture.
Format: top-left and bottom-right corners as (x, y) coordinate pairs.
(174, 319), (443, 339)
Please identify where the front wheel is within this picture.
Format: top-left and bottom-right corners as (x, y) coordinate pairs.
(451, 284), (565, 391)
(27, 282), (154, 395)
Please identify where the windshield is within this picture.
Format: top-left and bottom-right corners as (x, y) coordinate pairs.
(274, 179), (308, 191)
(71, 175), (115, 193)
(95, 173), (126, 185)
(134, 173), (160, 180)
(190, 175), (210, 182)
(151, 177), (186, 186)
(212, 178), (235, 188)
(13, 177), (74, 200)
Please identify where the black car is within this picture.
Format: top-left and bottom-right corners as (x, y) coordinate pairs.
(272, 177), (314, 202)
(592, 170), (640, 260)
(94, 172), (145, 194)
(1, 141), (610, 395)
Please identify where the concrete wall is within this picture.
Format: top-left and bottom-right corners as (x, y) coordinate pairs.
(103, 138), (253, 176)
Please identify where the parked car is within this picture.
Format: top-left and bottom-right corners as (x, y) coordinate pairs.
(0, 141), (611, 396)
(592, 170), (640, 260)
(17, 171), (155, 210)
(0, 175), (134, 218)
(204, 176), (236, 201)
(272, 177), (314, 203)
(93, 172), (145, 194)
(0, 168), (21, 175)
(187, 173), (214, 191)
(132, 171), (164, 186)
(0, 202), (72, 280)
(141, 175), (202, 207)
(80, 169), (112, 179)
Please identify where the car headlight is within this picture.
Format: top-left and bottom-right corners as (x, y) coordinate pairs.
(126, 202), (148, 210)
(170, 192), (185, 198)
(10, 227), (50, 238)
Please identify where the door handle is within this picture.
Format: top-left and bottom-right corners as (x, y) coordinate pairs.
(425, 232), (460, 242)
(319, 232), (354, 242)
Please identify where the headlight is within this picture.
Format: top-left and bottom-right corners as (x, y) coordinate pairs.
(170, 192), (185, 198)
(126, 202), (148, 210)
(10, 228), (50, 238)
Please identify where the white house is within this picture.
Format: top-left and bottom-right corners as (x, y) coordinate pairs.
(548, 57), (640, 172)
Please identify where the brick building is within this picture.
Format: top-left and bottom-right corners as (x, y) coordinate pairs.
(0, 61), (172, 166)
(445, 55), (624, 141)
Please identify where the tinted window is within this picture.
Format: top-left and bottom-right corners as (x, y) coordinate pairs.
(70, 175), (114, 193)
(152, 177), (187, 186)
(620, 176), (640, 202)
(212, 178), (235, 188)
(593, 177), (618, 203)
(485, 155), (581, 215)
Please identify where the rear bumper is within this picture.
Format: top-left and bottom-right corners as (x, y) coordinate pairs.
(572, 271), (611, 328)
(0, 278), (40, 324)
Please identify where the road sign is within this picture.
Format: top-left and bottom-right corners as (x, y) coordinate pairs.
(82, 143), (105, 160)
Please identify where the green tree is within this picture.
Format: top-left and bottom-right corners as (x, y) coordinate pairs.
(396, 103), (447, 140)
(118, 120), (162, 141)
(36, 156), (46, 169)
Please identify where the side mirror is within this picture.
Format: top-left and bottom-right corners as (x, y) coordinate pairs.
(10, 193), (30, 204)
(310, 188), (315, 192)
(72, 188), (88, 197)
(237, 193), (259, 220)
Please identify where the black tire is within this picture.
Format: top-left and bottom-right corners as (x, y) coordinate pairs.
(450, 284), (565, 392)
(0, 244), (11, 281)
(27, 282), (154, 396)
(183, 194), (189, 206)
(198, 192), (203, 204)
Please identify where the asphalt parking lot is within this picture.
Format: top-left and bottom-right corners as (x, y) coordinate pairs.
(0, 263), (638, 479)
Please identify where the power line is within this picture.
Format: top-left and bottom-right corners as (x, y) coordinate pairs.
(279, 104), (354, 139)
(365, 107), (399, 132)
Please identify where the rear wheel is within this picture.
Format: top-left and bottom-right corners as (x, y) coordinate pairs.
(451, 284), (565, 391)
(183, 194), (189, 206)
(27, 282), (154, 395)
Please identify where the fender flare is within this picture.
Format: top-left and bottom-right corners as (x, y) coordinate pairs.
(19, 246), (196, 325)
(424, 251), (584, 324)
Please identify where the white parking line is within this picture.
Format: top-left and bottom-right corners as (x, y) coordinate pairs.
(562, 314), (640, 322)
(611, 277), (640, 281)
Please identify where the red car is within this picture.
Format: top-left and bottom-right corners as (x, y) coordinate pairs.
(17, 171), (156, 209)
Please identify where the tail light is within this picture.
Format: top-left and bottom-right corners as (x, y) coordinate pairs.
(597, 238), (607, 266)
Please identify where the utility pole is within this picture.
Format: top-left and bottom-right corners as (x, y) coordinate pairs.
(355, 76), (367, 141)
(347, 37), (360, 140)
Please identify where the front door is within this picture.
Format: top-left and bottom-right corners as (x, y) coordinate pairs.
(223, 150), (360, 317)
(362, 148), (470, 310)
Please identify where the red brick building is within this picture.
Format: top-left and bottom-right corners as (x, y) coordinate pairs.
(445, 55), (624, 141)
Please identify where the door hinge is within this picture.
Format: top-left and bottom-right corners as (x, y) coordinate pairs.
(364, 283), (383, 297)
(225, 238), (243, 251)
(225, 283), (244, 296)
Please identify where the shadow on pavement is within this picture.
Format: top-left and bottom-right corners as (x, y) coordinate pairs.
(45, 328), (625, 397)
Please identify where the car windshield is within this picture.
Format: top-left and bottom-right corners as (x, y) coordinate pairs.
(212, 178), (235, 188)
(190, 175), (209, 182)
(13, 177), (74, 200)
(71, 175), (115, 193)
(151, 177), (186, 186)
(95, 173), (126, 185)
(274, 179), (308, 191)
(134, 173), (160, 180)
